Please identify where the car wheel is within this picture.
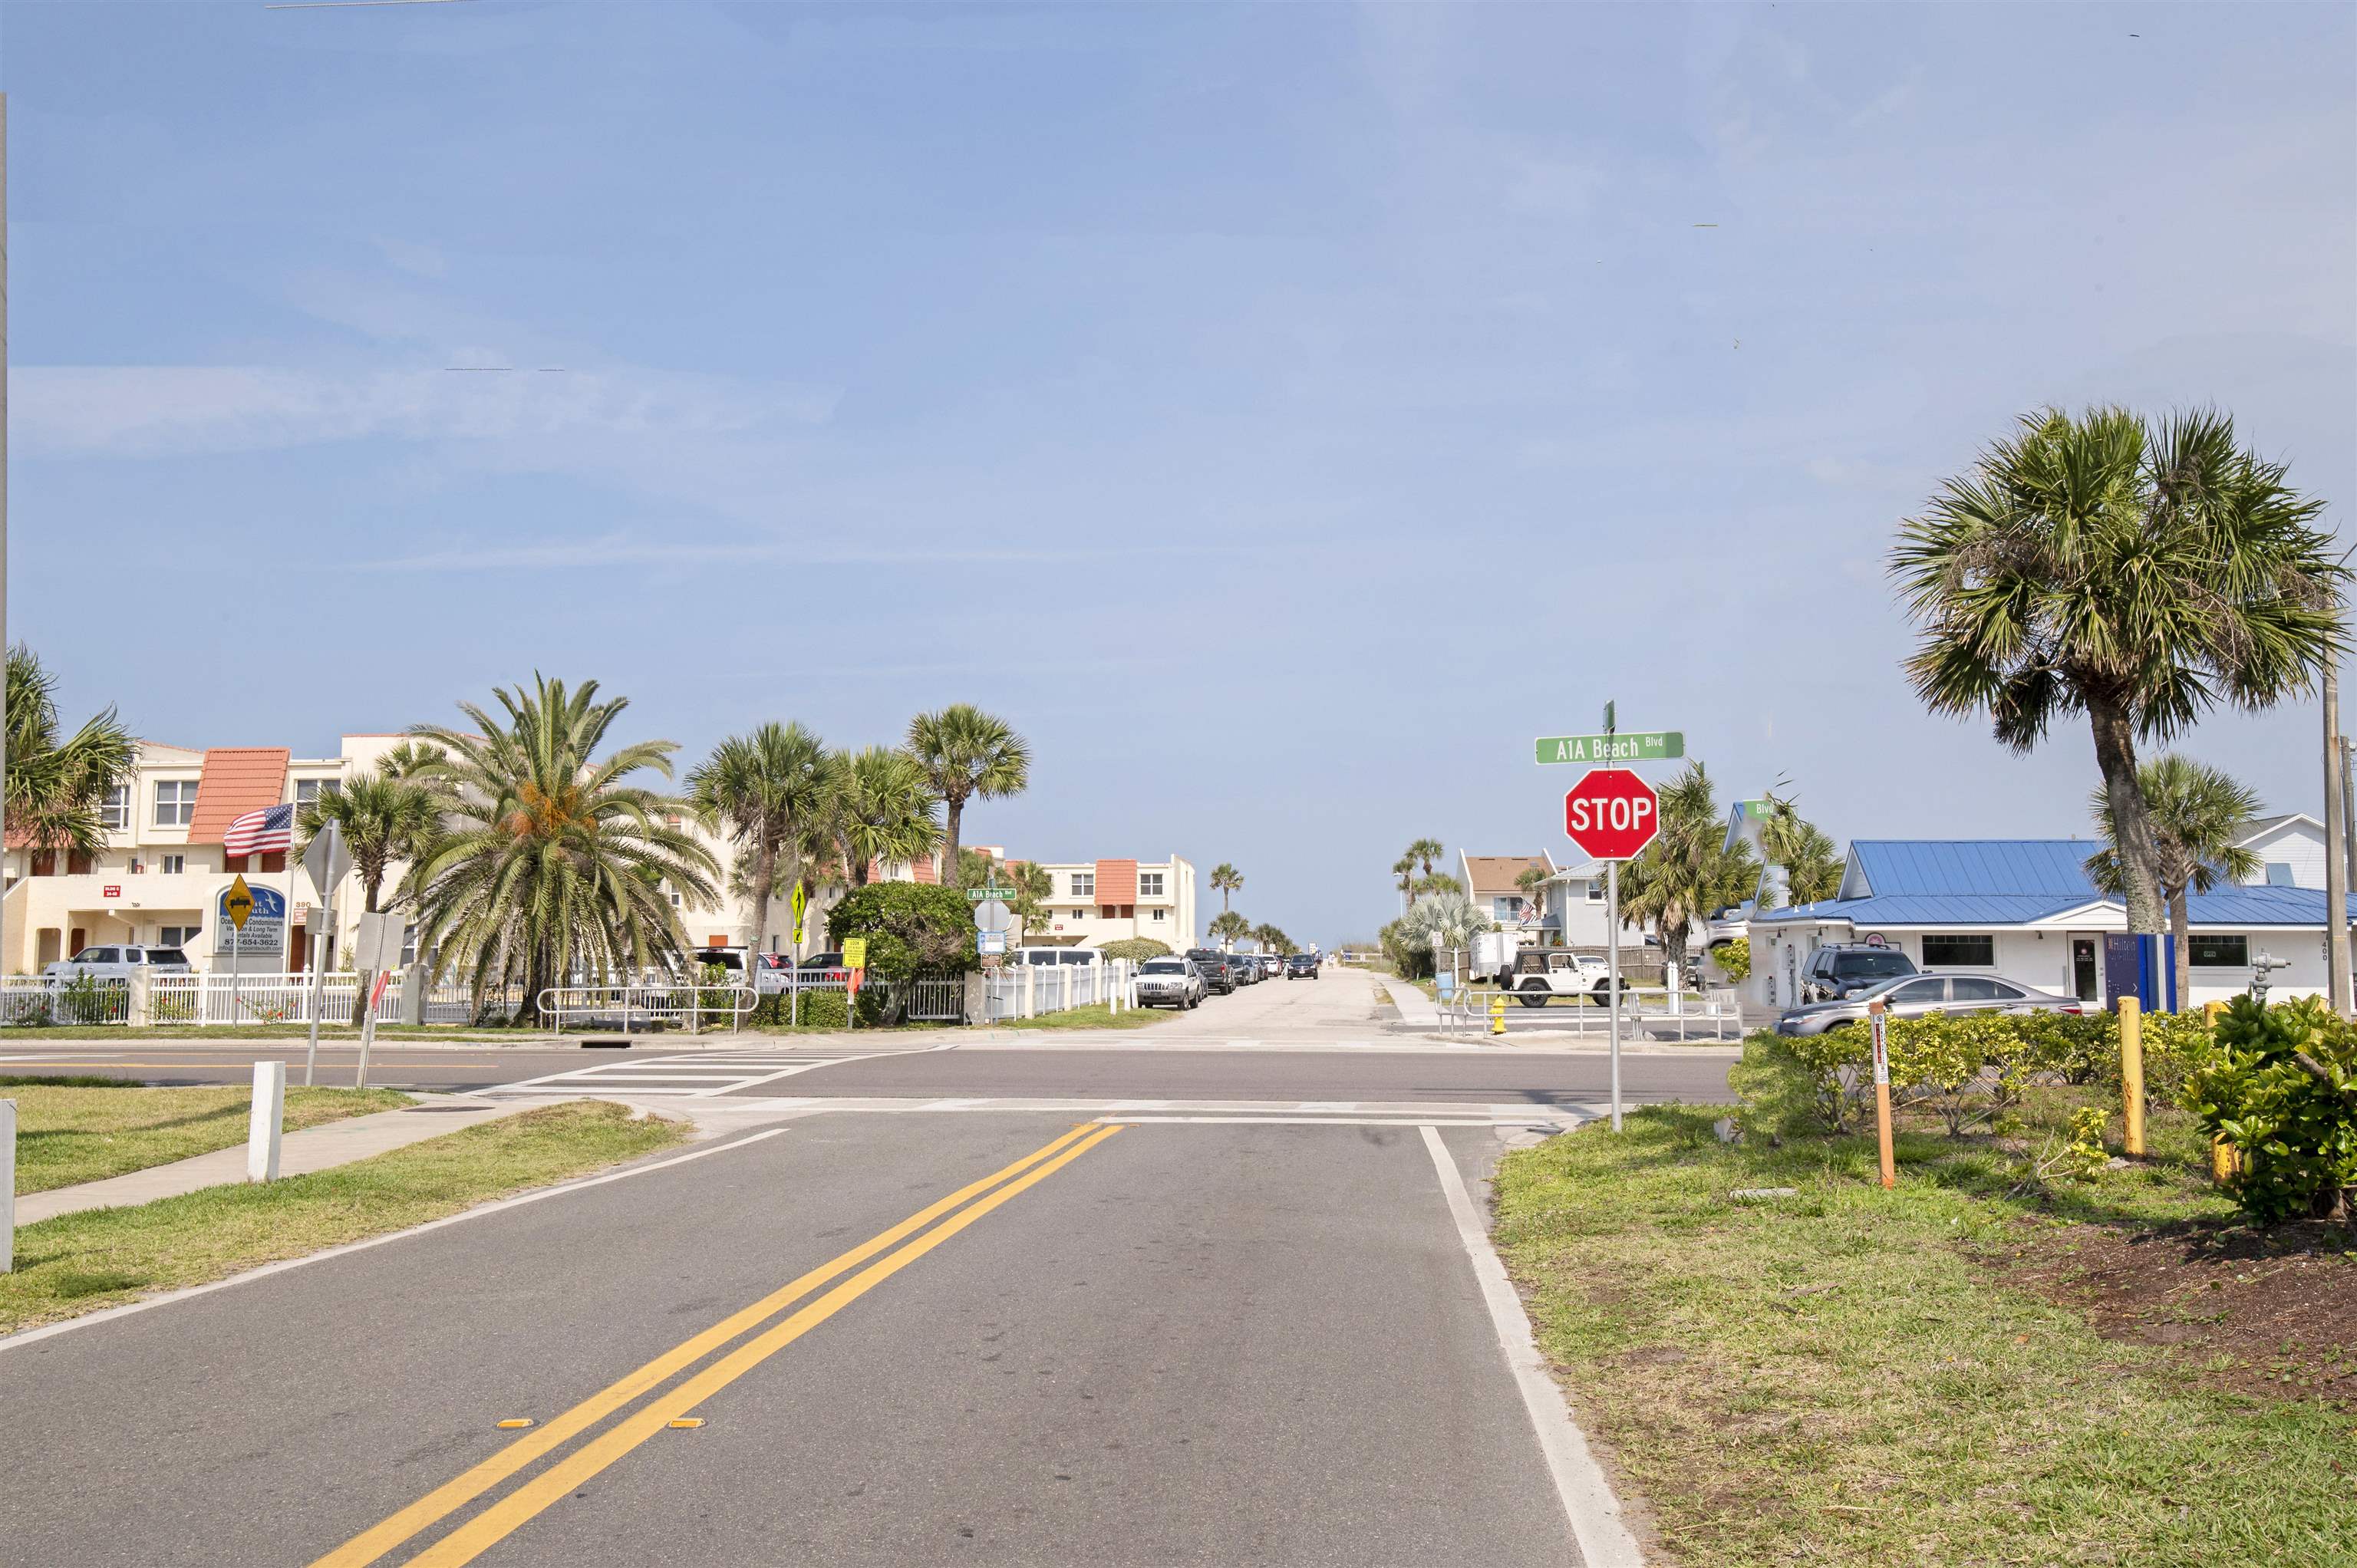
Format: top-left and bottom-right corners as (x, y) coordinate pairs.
(1517, 980), (1549, 1009)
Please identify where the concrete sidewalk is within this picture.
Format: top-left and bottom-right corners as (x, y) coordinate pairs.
(1375, 976), (1441, 1026)
(16, 1095), (540, 1226)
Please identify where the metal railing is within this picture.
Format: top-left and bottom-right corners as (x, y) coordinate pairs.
(537, 983), (757, 1036)
(1438, 982), (1742, 1042)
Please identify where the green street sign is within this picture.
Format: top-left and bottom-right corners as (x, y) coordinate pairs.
(1534, 730), (1684, 766)
(968, 887), (1007, 902)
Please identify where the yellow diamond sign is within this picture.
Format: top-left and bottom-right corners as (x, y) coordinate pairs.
(222, 874), (255, 931)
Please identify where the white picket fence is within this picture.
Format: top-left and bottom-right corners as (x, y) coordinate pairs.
(537, 983), (757, 1035)
(981, 960), (1133, 1023)
(0, 972), (528, 1029)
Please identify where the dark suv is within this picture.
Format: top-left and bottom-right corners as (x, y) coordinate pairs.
(1798, 944), (1917, 1002)
(1285, 953), (1319, 980)
(1186, 948), (1238, 995)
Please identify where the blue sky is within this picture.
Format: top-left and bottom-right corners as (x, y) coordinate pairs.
(6, 1), (2352, 944)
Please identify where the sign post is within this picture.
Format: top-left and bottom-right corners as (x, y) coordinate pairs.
(220, 875), (255, 1030)
(1867, 999), (1896, 1188)
(1552, 720), (1666, 1133)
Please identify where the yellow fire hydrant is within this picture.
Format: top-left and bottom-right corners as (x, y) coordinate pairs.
(1490, 993), (1507, 1036)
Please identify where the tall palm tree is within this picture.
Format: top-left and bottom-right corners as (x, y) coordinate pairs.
(831, 746), (941, 888)
(1000, 860), (1053, 944)
(1619, 762), (1759, 982)
(1250, 921), (1290, 956)
(298, 763), (443, 1022)
(687, 721), (831, 963)
(1407, 837), (1444, 883)
(1207, 910), (1250, 950)
(1393, 854), (1417, 911)
(4, 645), (134, 863)
(1758, 793), (1843, 905)
(906, 705), (1030, 886)
(1209, 863), (1242, 915)
(1891, 406), (2344, 934)
(407, 676), (718, 1023)
(2084, 755), (2263, 1012)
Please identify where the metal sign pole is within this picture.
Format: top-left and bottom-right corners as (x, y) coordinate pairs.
(302, 823), (337, 1087)
(1607, 858), (1622, 1132)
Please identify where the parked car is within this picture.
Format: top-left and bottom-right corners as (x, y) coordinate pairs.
(1134, 957), (1205, 1010)
(1185, 948), (1238, 995)
(1498, 947), (1617, 1006)
(1798, 943), (1917, 1003)
(1018, 947), (1100, 967)
(44, 944), (194, 985)
(797, 951), (849, 980)
(1285, 953), (1319, 980)
(679, 947), (799, 994)
(1775, 972), (2084, 1037)
(1258, 954), (1283, 979)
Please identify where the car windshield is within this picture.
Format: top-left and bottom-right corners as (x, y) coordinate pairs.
(147, 949), (186, 965)
(1142, 960), (1185, 974)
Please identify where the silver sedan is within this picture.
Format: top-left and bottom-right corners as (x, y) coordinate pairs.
(1775, 971), (2087, 1036)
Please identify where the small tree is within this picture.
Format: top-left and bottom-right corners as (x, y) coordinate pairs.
(2083, 755), (2263, 1013)
(825, 882), (978, 981)
(1208, 910), (1250, 950)
(1100, 937), (1172, 963)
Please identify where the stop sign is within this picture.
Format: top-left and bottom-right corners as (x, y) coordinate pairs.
(1562, 769), (1660, 861)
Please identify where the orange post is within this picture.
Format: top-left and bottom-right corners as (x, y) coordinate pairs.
(1867, 1000), (1896, 1189)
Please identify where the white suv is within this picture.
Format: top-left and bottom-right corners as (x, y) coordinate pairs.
(45, 945), (195, 985)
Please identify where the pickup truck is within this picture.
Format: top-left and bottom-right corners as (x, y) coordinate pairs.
(1495, 947), (1619, 1006)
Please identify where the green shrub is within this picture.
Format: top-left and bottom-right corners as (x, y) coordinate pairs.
(825, 883), (977, 981)
(1711, 937), (1750, 983)
(2184, 996), (2357, 1225)
(1731, 1027), (1874, 1136)
(1099, 938), (1172, 963)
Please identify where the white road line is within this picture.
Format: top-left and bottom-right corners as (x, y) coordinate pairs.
(1419, 1124), (1645, 1568)
(691, 1062), (838, 1096)
(0, 1127), (795, 1355)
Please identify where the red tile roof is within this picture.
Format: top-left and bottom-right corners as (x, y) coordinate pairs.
(189, 749), (291, 845)
(1095, 858), (1139, 904)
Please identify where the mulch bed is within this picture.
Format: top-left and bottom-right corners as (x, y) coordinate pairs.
(1986, 1213), (2357, 1409)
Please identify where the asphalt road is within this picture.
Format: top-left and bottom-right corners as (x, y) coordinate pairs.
(2, 1112), (1593, 1566)
(0, 1036), (1736, 1105)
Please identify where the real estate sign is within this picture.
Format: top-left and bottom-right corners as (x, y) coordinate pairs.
(214, 881), (287, 957)
(1533, 731), (1683, 766)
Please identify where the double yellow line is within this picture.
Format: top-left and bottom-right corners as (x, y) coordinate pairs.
(312, 1121), (1126, 1567)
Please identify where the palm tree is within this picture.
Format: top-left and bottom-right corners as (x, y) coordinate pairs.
(687, 721), (831, 963)
(831, 746), (941, 888)
(1891, 406), (2344, 934)
(1251, 921), (1289, 955)
(1758, 793), (1843, 905)
(906, 705), (1030, 886)
(1000, 860), (1053, 944)
(1618, 763), (1759, 983)
(1209, 863), (1243, 915)
(2084, 755), (2263, 1012)
(297, 764), (443, 1022)
(1399, 888), (1493, 952)
(1407, 837), (1444, 882)
(1413, 871), (1464, 900)
(1207, 910), (1251, 950)
(4, 645), (134, 864)
(1393, 854), (1417, 911)
(407, 675), (719, 1024)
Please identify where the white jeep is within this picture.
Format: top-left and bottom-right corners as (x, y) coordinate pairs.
(1497, 948), (1618, 1006)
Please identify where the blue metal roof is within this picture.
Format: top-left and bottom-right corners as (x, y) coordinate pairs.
(1851, 840), (2099, 898)
(1753, 841), (2357, 929)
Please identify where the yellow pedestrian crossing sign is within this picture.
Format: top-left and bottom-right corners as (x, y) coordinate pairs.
(791, 882), (807, 944)
(223, 874), (255, 931)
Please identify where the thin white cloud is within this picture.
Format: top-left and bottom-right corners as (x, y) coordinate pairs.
(13, 365), (839, 459)
(342, 532), (1233, 574)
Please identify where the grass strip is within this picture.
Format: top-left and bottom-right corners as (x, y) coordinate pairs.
(1, 1101), (686, 1334)
(1492, 1104), (2357, 1567)
(5, 1079), (410, 1194)
(981, 1001), (1165, 1032)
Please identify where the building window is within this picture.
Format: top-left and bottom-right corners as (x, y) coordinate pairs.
(153, 780), (197, 827)
(1920, 934), (1996, 967)
(157, 925), (201, 949)
(401, 924), (420, 967)
(1070, 872), (1096, 899)
(101, 786), (130, 830)
(295, 779), (340, 807)
(160, 855), (186, 875)
(2187, 934), (2250, 968)
(1152, 908), (1166, 921)
(1586, 881), (1604, 902)
(2262, 862), (2294, 887)
(1139, 871), (1165, 898)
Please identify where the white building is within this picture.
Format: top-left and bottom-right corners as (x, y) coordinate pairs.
(2, 736), (414, 974)
(1745, 838), (2351, 1012)
(2237, 813), (2327, 889)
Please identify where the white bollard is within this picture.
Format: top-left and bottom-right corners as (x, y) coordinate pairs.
(2, 1098), (16, 1273)
(247, 1059), (285, 1183)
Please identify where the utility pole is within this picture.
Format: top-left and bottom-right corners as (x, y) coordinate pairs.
(2, 96), (11, 983)
(2339, 736), (2355, 894)
(2323, 657), (2352, 1016)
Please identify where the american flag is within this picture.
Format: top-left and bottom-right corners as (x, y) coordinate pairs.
(222, 804), (295, 858)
